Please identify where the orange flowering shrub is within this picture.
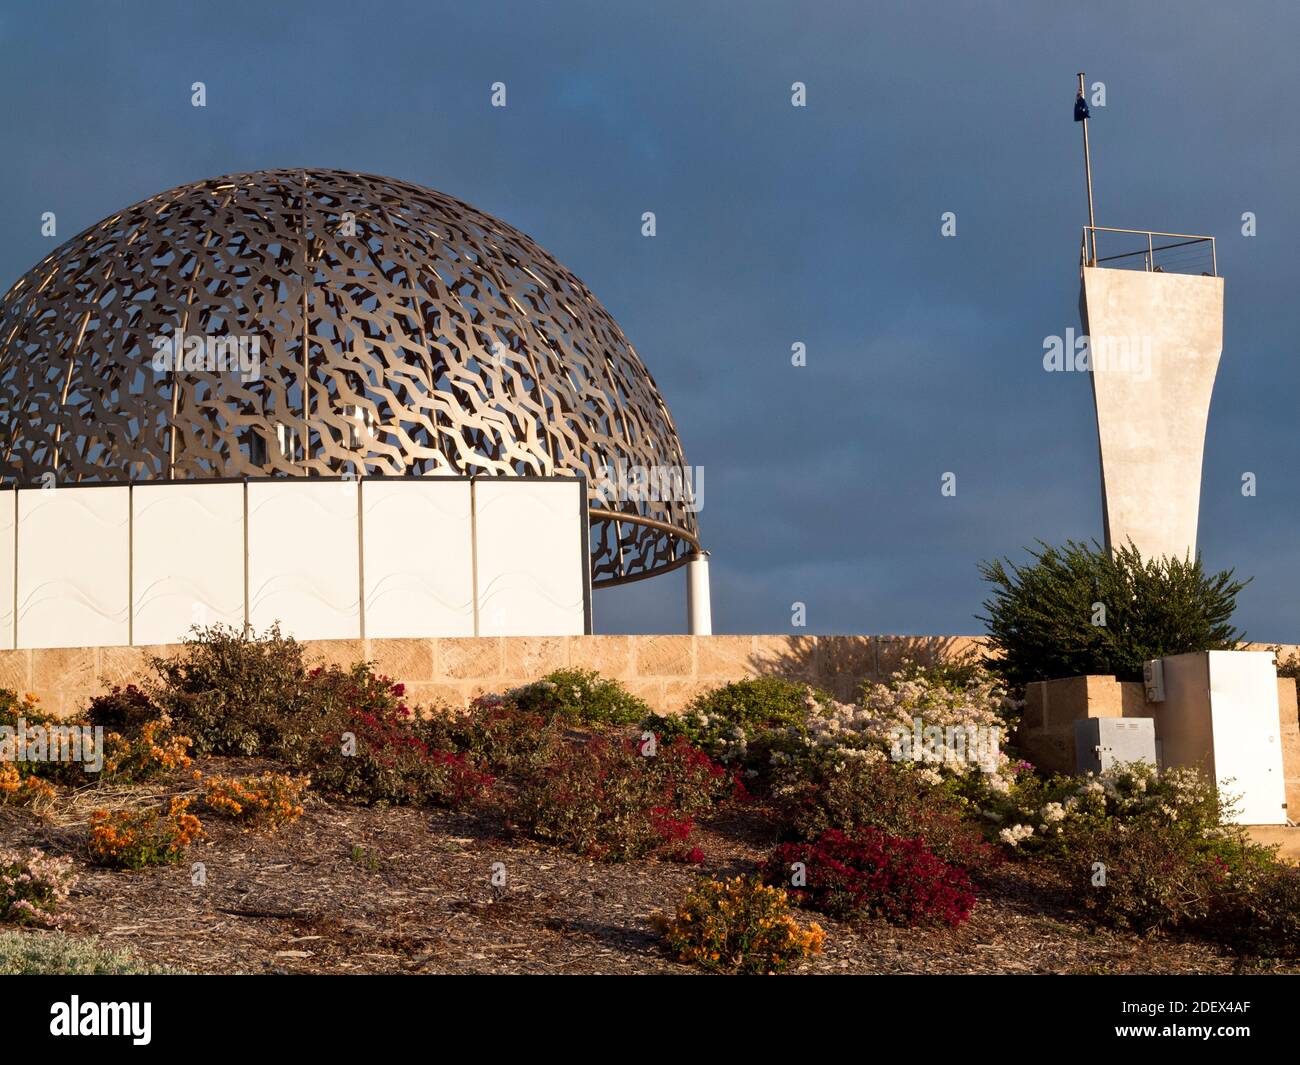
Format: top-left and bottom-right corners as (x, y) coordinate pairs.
(0, 766), (56, 809)
(102, 716), (192, 783)
(0, 690), (78, 796)
(655, 875), (825, 975)
(198, 771), (309, 830)
(88, 798), (203, 869)
(0, 690), (49, 730)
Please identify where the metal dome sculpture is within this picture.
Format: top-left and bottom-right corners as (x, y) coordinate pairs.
(0, 168), (699, 586)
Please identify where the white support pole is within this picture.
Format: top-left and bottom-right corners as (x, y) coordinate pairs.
(686, 550), (712, 635)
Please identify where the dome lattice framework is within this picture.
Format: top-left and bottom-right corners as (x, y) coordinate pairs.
(0, 168), (699, 586)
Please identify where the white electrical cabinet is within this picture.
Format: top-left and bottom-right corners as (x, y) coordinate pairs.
(1154, 651), (1287, 825)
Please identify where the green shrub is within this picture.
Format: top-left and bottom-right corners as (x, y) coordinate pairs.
(1063, 820), (1228, 934)
(1003, 762), (1292, 941)
(149, 624), (314, 756)
(421, 695), (563, 779)
(1033, 766), (1300, 952)
(0, 931), (182, 974)
(510, 669), (649, 727)
(1271, 647), (1300, 680)
(978, 540), (1246, 686)
(687, 677), (828, 732)
(773, 758), (999, 873)
(1214, 863), (1300, 959)
(643, 677), (833, 776)
(509, 735), (732, 861)
(148, 627), (434, 776)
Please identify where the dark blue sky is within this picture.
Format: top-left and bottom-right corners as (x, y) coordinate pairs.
(2, 1), (1296, 638)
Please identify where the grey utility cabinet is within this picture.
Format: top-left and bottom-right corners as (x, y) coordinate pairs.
(1074, 717), (1157, 774)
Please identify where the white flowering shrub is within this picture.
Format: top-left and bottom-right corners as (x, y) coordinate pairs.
(0, 847), (75, 929)
(993, 761), (1237, 853)
(769, 664), (1019, 805)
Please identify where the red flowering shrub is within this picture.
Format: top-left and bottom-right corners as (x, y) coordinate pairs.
(509, 735), (734, 861)
(774, 759), (999, 873)
(764, 828), (976, 928)
(421, 695), (564, 779)
(86, 685), (162, 734)
(304, 666), (492, 807)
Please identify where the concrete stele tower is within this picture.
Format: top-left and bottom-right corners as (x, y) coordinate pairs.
(1073, 74), (1224, 562)
(1080, 265), (1223, 561)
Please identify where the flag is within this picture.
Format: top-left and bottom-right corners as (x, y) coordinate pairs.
(1074, 93), (1090, 122)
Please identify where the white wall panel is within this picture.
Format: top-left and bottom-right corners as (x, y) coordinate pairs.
(361, 480), (474, 638)
(4, 477), (590, 648)
(132, 482), (245, 645)
(247, 481), (360, 641)
(0, 493), (14, 650)
(17, 486), (130, 648)
(474, 480), (586, 636)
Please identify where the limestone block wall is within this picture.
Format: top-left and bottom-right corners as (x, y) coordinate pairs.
(1017, 674), (1149, 775)
(0, 633), (989, 720)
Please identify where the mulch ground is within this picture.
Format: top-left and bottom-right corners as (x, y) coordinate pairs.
(2, 757), (1294, 975)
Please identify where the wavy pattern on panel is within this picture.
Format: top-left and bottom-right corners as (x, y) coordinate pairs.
(134, 492), (244, 525)
(24, 491), (130, 529)
(362, 484), (472, 521)
(133, 575), (243, 618)
(17, 581), (129, 619)
(365, 572), (474, 614)
(477, 571), (583, 612)
(248, 575), (360, 621)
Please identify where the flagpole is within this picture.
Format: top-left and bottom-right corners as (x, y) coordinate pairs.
(1078, 71), (1096, 265)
